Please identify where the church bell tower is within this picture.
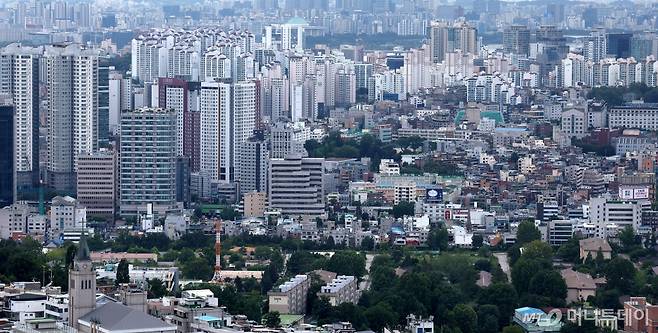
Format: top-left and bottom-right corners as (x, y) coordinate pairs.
(68, 236), (96, 328)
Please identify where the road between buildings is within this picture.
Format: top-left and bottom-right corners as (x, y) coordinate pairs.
(493, 252), (511, 282)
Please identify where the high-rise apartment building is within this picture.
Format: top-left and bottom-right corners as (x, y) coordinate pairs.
(268, 154), (324, 217)
(44, 44), (99, 194)
(108, 71), (132, 133)
(119, 108), (178, 216)
(98, 60), (110, 147)
(0, 101), (13, 207)
(158, 78), (202, 172)
(76, 151), (116, 221)
(0, 44), (40, 197)
(270, 122), (308, 159)
(428, 21), (477, 63)
(199, 81), (256, 183)
(503, 25), (531, 56)
(583, 28), (607, 62)
(158, 78), (188, 157)
(236, 133), (269, 194)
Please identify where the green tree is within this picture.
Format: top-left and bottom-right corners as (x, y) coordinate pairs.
(479, 283), (518, 326)
(452, 303), (478, 333)
(219, 208), (240, 221)
(605, 257), (636, 292)
(254, 246), (273, 260)
(181, 257), (213, 280)
(312, 297), (337, 324)
(261, 262), (279, 294)
(116, 259), (130, 285)
(263, 311), (281, 328)
(511, 258), (546, 294)
(477, 304), (500, 333)
(364, 302), (398, 333)
(392, 201), (415, 218)
(147, 278), (168, 298)
(472, 234), (484, 248)
(474, 259), (492, 272)
(619, 225), (640, 252)
(502, 325), (524, 333)
(521, 240), (553, 261)
(528, 270), (567, 304)
(428, 226), (449, 251)
(557, 237), (581, 262)
(335, 303), (368, 330)
(326, 251), (366, 278)
(287, 251), (327, 275)
(65, 244), (77, 268)
(516, 220), (541, 245)
(361, 236), (375, 251)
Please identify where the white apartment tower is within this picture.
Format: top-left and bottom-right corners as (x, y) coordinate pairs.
(236, 134), (269, 194)
(0, 44), (40, 192)
(44, 44), (99, 193)
(200, 81), (256, 183)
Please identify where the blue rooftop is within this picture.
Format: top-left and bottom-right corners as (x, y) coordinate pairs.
(516, 307), (544, 316)
(196, 315), (221, 322)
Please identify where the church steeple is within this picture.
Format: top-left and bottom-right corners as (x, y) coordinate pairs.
(76, 235), (91, 261)
(68, 235), (96, 328)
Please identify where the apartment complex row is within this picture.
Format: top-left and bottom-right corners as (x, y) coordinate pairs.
(267, 274), (358, 315)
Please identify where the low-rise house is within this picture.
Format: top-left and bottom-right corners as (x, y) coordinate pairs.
(560, 268), (602, 304)
(579, 238), (612, 262)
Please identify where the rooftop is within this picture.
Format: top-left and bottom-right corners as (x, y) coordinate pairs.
(579, 238), (612, 252)
(78, 302), (175, 331)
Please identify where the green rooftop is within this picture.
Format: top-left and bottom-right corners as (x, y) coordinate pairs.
(279, 314), (305, 327)
(455, 110), (504, 125)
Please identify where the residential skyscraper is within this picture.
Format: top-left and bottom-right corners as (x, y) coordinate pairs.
(44, 44), (99, 194)
(119, 108), (178, 216)
(503, 25), (531, 56)
(98, 59), (110, 147)
(428, 21), (477, 63)
(0, 101), (13, 207)
(200, 80), (256, 183)
(0, 44), (40, 198)
(270, 122), (308, 159)
(158, 78), (188, 157)
(236, 132), (269, 194)
(583, 28), (607, 62)
(158, 78), (202, 172)
(108, 71), (132, 133)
